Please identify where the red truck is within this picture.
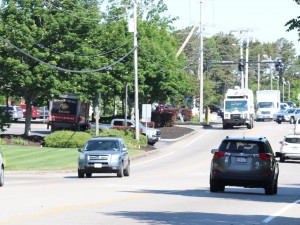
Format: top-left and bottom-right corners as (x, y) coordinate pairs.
(47, 95), (90, 132)
(17, 104), (40, 120)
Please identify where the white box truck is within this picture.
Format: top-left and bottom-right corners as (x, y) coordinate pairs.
(222, 87), (254, 129)
(256, 90), (280, 121)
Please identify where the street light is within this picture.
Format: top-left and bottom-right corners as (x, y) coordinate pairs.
(287, 81), (290, 101)
(274, 75), (279, 90)
(282, 78), (286, 102)
(263, 55), (273, 90)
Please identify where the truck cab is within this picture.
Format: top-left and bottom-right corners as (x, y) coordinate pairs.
(222, 87), (254, 129)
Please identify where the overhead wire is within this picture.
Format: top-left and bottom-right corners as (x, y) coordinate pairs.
(36, 37), (133, 58)
(0, 35), (135, 74)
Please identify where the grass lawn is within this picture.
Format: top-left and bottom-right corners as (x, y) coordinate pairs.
(0, 145), (146, 171)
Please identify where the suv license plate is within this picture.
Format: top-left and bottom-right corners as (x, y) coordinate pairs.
(94, 163), (102, 168)
(236, 157), (247, 163)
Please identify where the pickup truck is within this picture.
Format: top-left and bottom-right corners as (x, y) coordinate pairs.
(92, 119), (161, 145)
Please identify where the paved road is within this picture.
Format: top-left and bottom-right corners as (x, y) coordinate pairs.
(1, 121), (300, 225)
(3, 119), (51, 136)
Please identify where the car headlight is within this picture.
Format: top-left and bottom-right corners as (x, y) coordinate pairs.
(256, 111), (262, 115)
(79, 153), (85, 160)
(111, 155), (120, 161)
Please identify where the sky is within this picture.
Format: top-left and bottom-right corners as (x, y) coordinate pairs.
(163, 0), (300, 55)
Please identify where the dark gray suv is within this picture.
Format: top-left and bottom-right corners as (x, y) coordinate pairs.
(78, 137), (130, 178)
(210, 136), (279, 195)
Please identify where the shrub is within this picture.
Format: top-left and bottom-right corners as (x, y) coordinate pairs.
(87, 128), (147, 149)
(0, 138), (6, 145)
(44, 131), (92, 148)
(181, 108), (193, 121)
(11, 137), (28, 145)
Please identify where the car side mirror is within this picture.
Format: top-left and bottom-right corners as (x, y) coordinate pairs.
(211, 149), (218, 154)
(78, 148), (83, 153)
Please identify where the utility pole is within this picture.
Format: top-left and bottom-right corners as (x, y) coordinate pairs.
(133, 1), (139, 142)
(245, 36), (249, 89)
(198, 0), (204, 123)
(231, 29), (252, 89)
(257, 54), (260, 91)
(239, 41), (244, 89)
(125, 83), (128, 126)
(176, 24), (198, 59)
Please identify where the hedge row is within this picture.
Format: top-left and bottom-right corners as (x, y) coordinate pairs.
(44, 128), (148, 149)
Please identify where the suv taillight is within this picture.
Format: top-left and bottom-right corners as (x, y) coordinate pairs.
(259, 153), (272, 160)
(214, 151), (225, 158)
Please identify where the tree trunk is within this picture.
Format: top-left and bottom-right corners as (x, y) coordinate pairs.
(24, 99), (32, 137)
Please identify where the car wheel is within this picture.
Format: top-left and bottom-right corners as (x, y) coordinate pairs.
(265, 177), (277, 195)
(78, 169), (85, 178)
(124, 162), (130, 177)
(210, 178), (224, 192)
(277, 121), (281, 124)
(280, 155), (285, 162)
(290, 117), (295, 124)
(0, 165), (4, 187)
(86, 173), (92, 178)
(117, 164), (124, 178)
(273, 177), (278, 195)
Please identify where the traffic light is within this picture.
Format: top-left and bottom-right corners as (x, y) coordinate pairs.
(275, 60), (284, 73)
(238, 59), (244, 72)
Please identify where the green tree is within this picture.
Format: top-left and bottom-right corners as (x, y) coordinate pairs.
(0, 0), (104, 135)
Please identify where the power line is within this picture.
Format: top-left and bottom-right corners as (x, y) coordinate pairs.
(0, 35), (135, 74)
(36, 38), (132, 58)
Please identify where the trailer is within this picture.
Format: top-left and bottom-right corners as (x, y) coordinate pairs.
(256, 90), (280, 121)
(47, 95), (90, 132)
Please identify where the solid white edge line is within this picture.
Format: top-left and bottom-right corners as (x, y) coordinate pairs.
(183, 131), (210, 148)
(263, 199), (300, 223)
(132, 130), (210, 167)
(132, 151), (176, 167)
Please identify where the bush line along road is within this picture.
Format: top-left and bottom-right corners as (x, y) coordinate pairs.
(1, 121), (300, 225)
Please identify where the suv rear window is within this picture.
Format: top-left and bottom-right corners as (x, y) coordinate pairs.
(285, 137), (300, 144)
(219, 141), (265, 154)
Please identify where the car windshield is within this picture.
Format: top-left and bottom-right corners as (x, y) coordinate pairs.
(84, 140), (120, 151)
(224, 100), (248, 112)
(287, 109), (295, 113)
(285, 137), (300, 144)
(219, 141), (265, 154)
(258, 102), (274, 109)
